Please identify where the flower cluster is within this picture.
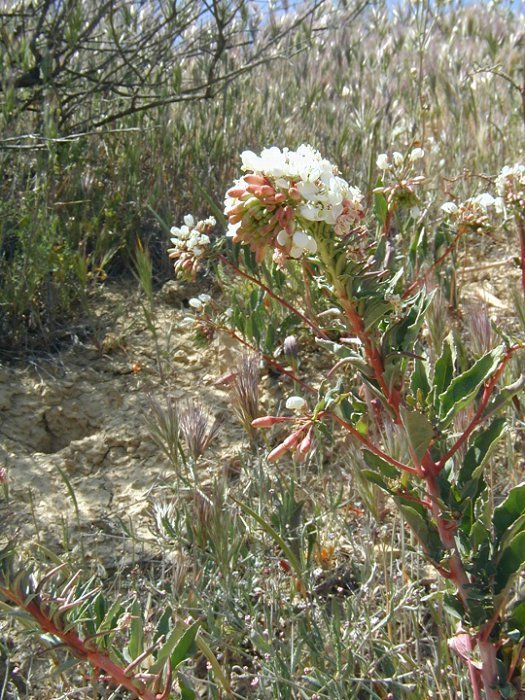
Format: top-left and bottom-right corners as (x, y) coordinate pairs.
(168, 214), (216, 279)
(495, 163), (525, 215)
(224, 145), (363, 263)
(373, 147), (427, 213)
(441, 193), (500, 235)
(376, 146), (425, 171)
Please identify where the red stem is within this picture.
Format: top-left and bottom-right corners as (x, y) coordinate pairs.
(330, 413), (418, 475)
(403, 230), (463, 299)
(518, 217), (525, 297)
(216, 324), (316, 394)
(337, 295), (402, 422)
(0, 586), (160, 700)
(219, 254), (329, 339)
(437, 345), (522, 470)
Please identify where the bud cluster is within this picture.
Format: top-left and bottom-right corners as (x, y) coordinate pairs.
(496, 163), (525, 215)
(224, 145), (364, 264)
(440, 194), (500, 236)
(168, 214), (216, 279)
(376, 146), (425, 172)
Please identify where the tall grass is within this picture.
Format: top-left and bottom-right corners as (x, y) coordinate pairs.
(1, 0), (523, 349)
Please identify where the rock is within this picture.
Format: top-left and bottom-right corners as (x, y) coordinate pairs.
(160, 279), (202, 305)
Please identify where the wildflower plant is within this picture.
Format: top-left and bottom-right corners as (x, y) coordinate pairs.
(175, 144), (525, 699)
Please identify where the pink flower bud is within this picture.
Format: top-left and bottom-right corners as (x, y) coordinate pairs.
(267, 429), (304, 462)
(251, 416), (289, 428)
(267, 441), (291, 462)
(260, 185), (275, 198)
(228, 211), (243, 224)
(244, 174), (267, 186)
(274, 192), (286, 204)
(297, 428), (313, 456)
(227, 186), (247, 198)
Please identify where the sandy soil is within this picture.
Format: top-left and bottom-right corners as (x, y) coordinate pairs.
(0, 280), (249, 570)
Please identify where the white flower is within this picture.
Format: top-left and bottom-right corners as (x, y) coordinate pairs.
(293, 231), (310, 248)
(183, 214), (195, 228)
(188, 293), (211, 311)
(304, 236), (317, 254)
(226, 221), (240, 237)
(376, 153), (390, 170)
(189, 297), (204, 310)
(285, 396), (307, 411)
(409, 147), (425, 162)
(493, 196), (505, 215)
(393, 151), (404, 167)
(276, 230), (290, 246)
(471, 193), (495, 209)
(441, 202), (459, 215)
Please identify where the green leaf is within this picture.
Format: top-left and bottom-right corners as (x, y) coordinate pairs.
(127, 599), (144, 660)
(382, 290), (432, 352)
(411, 358), (431, 403)
(438, 346), (505, 426)
(400, 408), (434, 462)
(483, 375), (525, 420)
(460, 418), (507, 491)
(495, 530), (525, 593)
(364, 299), (392, 331)
(179, 673), (197, 700)
(398, 503), (443, 562)
(508, 599), (525, 634)
(360, 469), (395, 494)
(493, 482), (525, 541)
(373, 183), (388, 226)
(363, 450), (399, 479)
(443, 593), (464, 620)
(433, 332), (456, 398)
(315, 338), (361, 360)
(150, 621), (200, 675)
(399, 504), (430, 543)
(171, 621), (200, 669)
(195, 636), (232, 694)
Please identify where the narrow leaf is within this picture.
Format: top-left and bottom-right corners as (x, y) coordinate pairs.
(495, 530), (525, 593)
(493, 482), (525, 541)
(433, 333), (456, 398)
(438, 346), (505, 426)
(400, 408), (434, 462)
(127, 600), (144, 660)
(171, 621), (201, 669)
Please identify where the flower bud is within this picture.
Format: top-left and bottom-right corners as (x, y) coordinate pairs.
(409, 147), (425, 162)
(286, 396), (307, 411)
(393, 151), (403, 166)
(251, 416), (289, 428)
(283, 335), (298, 360)
(297, 428), (313, 456)
(376, 153), (390, 170)
(267, 429), (304, 462)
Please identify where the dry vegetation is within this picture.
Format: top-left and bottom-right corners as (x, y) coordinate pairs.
(1, 1), (525, 698)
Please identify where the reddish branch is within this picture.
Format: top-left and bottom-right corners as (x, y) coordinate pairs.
(219, 254), (330, 339)
(0, 585), (168, 700)
(437, 344), (523, 470)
